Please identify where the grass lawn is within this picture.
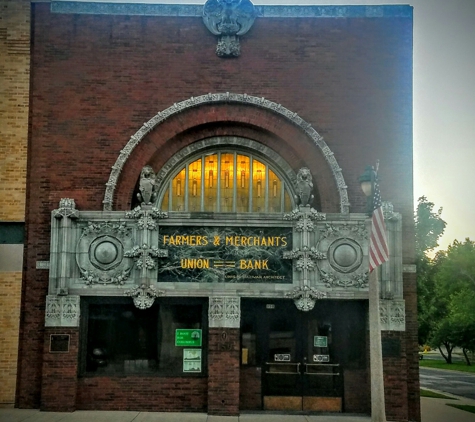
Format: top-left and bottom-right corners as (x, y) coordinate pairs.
(446, 404), (475, 414)
(420, 359), (475, 374)
(420, 389), (457, 399)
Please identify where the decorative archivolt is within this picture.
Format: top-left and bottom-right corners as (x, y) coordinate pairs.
(103, 93), (350, 213)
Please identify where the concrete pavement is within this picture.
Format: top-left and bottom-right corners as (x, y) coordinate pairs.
(1, 395), (475, 422)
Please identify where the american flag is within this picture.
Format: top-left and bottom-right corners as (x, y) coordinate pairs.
(369, 172), (389, 272)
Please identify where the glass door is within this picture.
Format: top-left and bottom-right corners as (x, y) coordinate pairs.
(241, 299), (344, 412)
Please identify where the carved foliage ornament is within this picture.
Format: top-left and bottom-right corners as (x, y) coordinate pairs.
(285, 285), (327, 312)
(53, 198), (78, 219)
(203, 0), (257, 57)
(124, 284), (165, 310)
(45, 295), (80, 327)
(209, 297), (241, 328)
(125, 205), (168, 231)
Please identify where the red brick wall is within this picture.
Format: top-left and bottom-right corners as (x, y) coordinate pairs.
(41, 328), (79, 412)
(383, 331), (409, 422)
(77, 377), (207, 412)
(208, 328), (240, 415)
(18, 3), (416, 419)
(404, 272), (422, 422)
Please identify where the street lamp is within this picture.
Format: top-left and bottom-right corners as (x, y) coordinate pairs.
(359, 164), (387, 422)
(359, 165), (376, 214)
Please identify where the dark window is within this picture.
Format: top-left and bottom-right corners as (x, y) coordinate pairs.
(0, 222), (24, 244)
(81, 297), (207, 376)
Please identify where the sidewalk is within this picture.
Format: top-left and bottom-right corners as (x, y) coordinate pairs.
(1, 396), (475, 422)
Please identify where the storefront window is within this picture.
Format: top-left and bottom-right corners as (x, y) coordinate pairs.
(81, 298), (207, 376)
(160, 151), (293, 213)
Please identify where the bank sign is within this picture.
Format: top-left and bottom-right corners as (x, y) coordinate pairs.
(157, 226), (293, 283)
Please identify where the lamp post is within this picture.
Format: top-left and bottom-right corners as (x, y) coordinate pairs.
(359, 165), (387, 422)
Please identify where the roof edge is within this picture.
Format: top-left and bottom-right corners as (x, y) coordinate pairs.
(50, 2), (413, 19)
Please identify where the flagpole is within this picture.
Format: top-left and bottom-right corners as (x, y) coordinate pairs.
(369, 268), (386, 422)
(360, 164), (387, 422)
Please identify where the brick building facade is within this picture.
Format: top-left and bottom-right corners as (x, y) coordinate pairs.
(0, 0), (30, 407)
(14, 1), (419, 420)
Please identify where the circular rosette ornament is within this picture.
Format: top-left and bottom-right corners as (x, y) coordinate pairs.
(76, 221), (134, 286)
(316, 227), (368, 289)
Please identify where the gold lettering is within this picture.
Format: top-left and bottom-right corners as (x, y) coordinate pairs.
(240, 260), (248, 269)
(226, 236), (234, 245)
(262, 259), (269, 269)
(163, 235), (169, 245)
(181, 258), (210, 269)
(281, 237), (287, 246)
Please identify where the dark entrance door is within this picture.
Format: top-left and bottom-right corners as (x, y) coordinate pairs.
(241, 299), (367, 412)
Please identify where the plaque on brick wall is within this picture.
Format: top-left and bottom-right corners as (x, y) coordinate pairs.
(49, 334), (70, 353)
(382, 338), (400, 357)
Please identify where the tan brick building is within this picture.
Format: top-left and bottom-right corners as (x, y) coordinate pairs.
(0, 0), (30, 407)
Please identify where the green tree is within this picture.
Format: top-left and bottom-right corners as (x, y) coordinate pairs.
(415, 197), (446, 345)
(449, 289), (475, 365)
(430, 240), (475, 364)
(415, 196), (447, 255)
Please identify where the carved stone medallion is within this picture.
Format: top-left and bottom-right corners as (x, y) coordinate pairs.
(203, 0), (257, 57)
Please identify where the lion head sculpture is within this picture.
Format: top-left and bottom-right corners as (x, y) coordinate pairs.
(295, 167), (314, 207)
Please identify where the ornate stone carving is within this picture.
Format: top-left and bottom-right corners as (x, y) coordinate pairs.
(125, 206), (168, 230)
(315, 221), (368, 289)
(284, 207), (326, 233)
(203, 0), (257, 58)
(103, 94), (349, 213)
(45, 295), (80, 327)
(124, 284), (165, 310)
(209, 297), (241, 328)
(45, 296), (61, 326)
(327, 238), (363, 273)
(76, 221), (134, 286)
(82, 221), (130, 237)
(137, 165), (158, 205)
(295, 167), (314, 207)
(382, 201), (396, 221)
(319, 268), (368, 289)
(124, 244), (169, 270)
(379, 299), (406, 331)
(285, 285), (327, 312)
(52, 198), (78, 219)
(79, 267), (131, 286)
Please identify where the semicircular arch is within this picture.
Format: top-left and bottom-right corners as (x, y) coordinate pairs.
(103, 93), (349, 213)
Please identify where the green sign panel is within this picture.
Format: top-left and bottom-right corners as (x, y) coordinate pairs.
(314, 336), (328, 348)
(175, 329), (202, 347)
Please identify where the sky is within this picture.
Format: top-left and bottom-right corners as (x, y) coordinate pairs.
(71, 0), (475, 253)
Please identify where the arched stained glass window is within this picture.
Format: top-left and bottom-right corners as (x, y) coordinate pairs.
(159, 152), (293, 213)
